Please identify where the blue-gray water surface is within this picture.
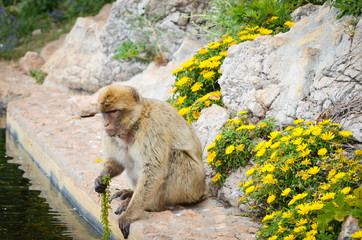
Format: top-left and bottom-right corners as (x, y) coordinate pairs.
(0, 128), (101, 240)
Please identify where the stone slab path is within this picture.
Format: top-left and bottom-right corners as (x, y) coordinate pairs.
(1, 61), (260, 239)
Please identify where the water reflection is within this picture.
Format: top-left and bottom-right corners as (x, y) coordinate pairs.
(1, 128), (100, 240)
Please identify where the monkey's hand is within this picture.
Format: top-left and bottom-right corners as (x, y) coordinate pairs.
(94, 176), (107, 193)
(118, 214), (131, 239)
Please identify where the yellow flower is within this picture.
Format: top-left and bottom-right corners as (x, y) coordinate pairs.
(219, 51), (228, 56)
(178, 106), (192, 116)
(171, 67), (184, 73)
(310, 126), (322, 136)
(254, 141), (265, 151)
(341, 187), (351, 195)
(268, 236), (277, 240)
(320, 192), (336, 200)
(256, 147), (266, 157)
(282, 210), (293, 219)
(191, 82), (203, 92)
(355, 149), (362, 155)
(296, 143), (308, 151)
(296, 218), (308, 226)
(245, 168), (255, 175)
(270, 151), (278, 159)
(300, 148), (311, 157)
(350, 230), (362, 238)
(262, 163), (275, 173)
(308, 166), (320, 175)
(203, 71), (215, 79)
(319, 119), (331, 125)
(206, 151), (216, 164)
(198, 47), (209, 54)
(212, 172), (222, 183)
(318, 148), (327, 156)
(294, 119), (304, 124)
(225, 145), (235, 154)
(181, 58), (194, 68)
(281, 165), (290, 174)
(175, 76), (192, 86)
(239, 111), (248, 115)
(245, 185), (255, 194)
(277, 225), (286, 234)
(267, 194), (276, 203)
(215, 160), (221, 166)
(269, 131), (281, 140)
(243, 180), (253, 188)
(236, 144), (245, 151)
(293, 127), (304, 137)
(207, 41), (221, 49)
(222, 36), (234, 44)
(238, 196), (247, 202)
(270, 141), (281, 149)
(258, 122), (267, 127)
(288, 193), (308, 206)
(320, 131), (335, 141)
(281, 188), (292, 196)
(270, 16), (279, 21)
(206, 142), (215, 150)
(296, 203), (311, 215)
(177, 95), (187, 105)
(310, 201), (324, 211)
(258, 27), (273, 35)
(294, 226), (306, 233)
(262, 174), (277, 184)
(339, 131), (353, 138)
(95, 158), (102, 163)
(301, 158), (311, 165)
(284, 21), (295, 28)
(170, 87), (177, 93)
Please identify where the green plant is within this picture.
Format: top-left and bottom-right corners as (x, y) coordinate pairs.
(100, 174), (111, 240)
(29, 69), (46, 84)
(332, 0), (362, 18)
(238, 119), (361, 239)
(206, 112), (278, 185)
(115, 6), (169, 65)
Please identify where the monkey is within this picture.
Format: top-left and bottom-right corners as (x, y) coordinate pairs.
(94, 85), (207, 239)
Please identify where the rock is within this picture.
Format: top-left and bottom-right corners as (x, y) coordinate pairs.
(173, 39), (204, 62)
(219, 3), (362, 140)
(99, 0), (208, 84)
(291, 3), (320, 22)
(19, 51), (45, 73)
(68, 94), (99, 117)
(40, 34), (66, 62)
(32, 29), (42, 35)
(338, 216), (362, 240)
(193, 104), (229, 195)
(41, 4), (112, 92)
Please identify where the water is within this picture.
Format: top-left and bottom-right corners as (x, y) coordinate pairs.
(0, 128), (101, 240)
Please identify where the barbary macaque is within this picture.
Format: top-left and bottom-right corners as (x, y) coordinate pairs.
(94, 85), (207, 239)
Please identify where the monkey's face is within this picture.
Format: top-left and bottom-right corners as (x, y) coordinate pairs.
(103, 110), (123, 137)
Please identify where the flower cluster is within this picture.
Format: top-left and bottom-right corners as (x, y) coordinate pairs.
(167, 16), (295, 123)
(206, 112), (277, 184)
(238, 119), (361, 240)
(0, 8), (20, 52)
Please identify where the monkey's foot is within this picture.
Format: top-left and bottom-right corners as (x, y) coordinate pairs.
(114, 197), (131, 215)
(118, 215), (131, 239)
(109, 189), (133, 202)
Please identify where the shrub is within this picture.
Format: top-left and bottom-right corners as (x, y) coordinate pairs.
(206, 112), (278, 185)
(238, 119), (361, 240)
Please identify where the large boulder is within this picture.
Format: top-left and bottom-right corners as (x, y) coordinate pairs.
(42, 4), (112, 92)
(19, 51), (45, 73)
(219, 3), (362, 141)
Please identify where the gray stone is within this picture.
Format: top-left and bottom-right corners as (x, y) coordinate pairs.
(219, 3), (362, 141)
(338, 216), (362, 240)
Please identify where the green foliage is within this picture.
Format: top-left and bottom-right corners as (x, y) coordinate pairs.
(100, 174), (111, 240)
(29, 69), (45, 84)
(114, 41), (151, 62)
(237, 119), (361, 239)
(332, 0), (362, 18)
(206, 112), (278, 185)
(115, 6), (168, 65)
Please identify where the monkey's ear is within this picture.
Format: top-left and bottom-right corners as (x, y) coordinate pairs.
(131, 88), (140, 103)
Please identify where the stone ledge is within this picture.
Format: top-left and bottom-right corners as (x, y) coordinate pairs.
(6, 85), (260, 239)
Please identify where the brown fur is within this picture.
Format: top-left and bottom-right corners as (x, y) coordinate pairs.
(95, 85), (207, 238)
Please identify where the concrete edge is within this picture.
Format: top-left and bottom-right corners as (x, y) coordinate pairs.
(6, 112), (123, 240)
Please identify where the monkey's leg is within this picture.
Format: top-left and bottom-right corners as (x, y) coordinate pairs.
(109, 189), (133, 202)
(114, 197), (131, 215)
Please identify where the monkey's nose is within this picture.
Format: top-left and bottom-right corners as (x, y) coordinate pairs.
(105, 129), (117, 136)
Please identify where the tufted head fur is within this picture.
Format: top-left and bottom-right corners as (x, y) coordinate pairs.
(98, 85), (141, 113)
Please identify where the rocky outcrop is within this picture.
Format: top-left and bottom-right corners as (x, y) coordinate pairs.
(19, 51), (45, 73)
(219, 3), (362, 141)
(42, 1), (207, 93)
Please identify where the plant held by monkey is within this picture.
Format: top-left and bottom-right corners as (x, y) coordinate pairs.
(100, 174), (111, 240)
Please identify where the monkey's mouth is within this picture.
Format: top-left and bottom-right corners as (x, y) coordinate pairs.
(105, 129), (117, 136)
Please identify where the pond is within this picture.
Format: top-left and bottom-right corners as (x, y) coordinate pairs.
(0, 128), (101, 240)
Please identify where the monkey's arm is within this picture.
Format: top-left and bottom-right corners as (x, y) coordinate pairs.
(118, 149), (168, 238)
(95, 158), (124, 193)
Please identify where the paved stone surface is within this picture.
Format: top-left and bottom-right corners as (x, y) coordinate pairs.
(2, 61), (260, 239)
